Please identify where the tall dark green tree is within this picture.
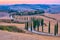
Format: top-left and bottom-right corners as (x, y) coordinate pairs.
(25, 22), (28, 30)
(30, 22), (32, 31)
(54, 22), (58, 36)
(56, 22), (58, 34)
(36, 19), (40, 31)
(54, 24), (57, 36)
(33, 19), (37, 30)
(41, 19), (44, 32)
(48, 21), (50, 34)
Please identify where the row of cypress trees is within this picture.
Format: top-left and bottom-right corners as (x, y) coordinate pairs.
(30, 18), (44, 32)
(25, 17), (59, 36)
(25, 18), (44, 31)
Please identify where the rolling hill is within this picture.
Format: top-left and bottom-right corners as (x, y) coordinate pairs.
(0, 4), (60, 14)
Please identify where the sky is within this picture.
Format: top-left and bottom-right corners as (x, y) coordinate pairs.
(0, 0), (60, 5)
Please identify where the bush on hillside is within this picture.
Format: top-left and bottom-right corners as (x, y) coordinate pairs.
(0, 25), (25, 33)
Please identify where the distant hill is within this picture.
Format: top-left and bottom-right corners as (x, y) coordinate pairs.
(0, 12), (9, 17)
(0, 4), (60, 14)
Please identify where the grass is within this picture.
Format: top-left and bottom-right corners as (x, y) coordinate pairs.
(0, 19), (25, 24)
(0, 25), (25, 33)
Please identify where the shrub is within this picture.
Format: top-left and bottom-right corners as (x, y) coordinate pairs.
(0, 25), (25, 33)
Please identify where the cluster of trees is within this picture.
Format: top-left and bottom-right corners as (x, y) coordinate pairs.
(32, 18), (44, 32)
(8, 9), (45, 16)
(25, 17), (44, 32)
(25, 17), (59, 36)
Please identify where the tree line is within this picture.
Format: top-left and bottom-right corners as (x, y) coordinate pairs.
(25, 18), (59, 36)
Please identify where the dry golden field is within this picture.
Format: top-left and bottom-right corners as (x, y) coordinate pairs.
(0, 14), (60, 40)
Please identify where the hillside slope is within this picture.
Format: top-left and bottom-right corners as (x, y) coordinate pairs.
(0, 30), (60, 40)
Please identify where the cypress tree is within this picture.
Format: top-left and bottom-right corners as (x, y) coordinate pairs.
(37, 24), (40, 31)
(54, 24), (57, 36)
(37, 19), (40, 31)
(41, 19), (44, 32)
(25, 17), (29, 30)
(25, 23), (27, 29)
(33, 19), (36, 31)
(30, 22), (32, 31)
(48, 21), (50, 34)
(56, 22), (58, 35)
(54, 22), (58, 36)
(25, 22), (28, 30)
